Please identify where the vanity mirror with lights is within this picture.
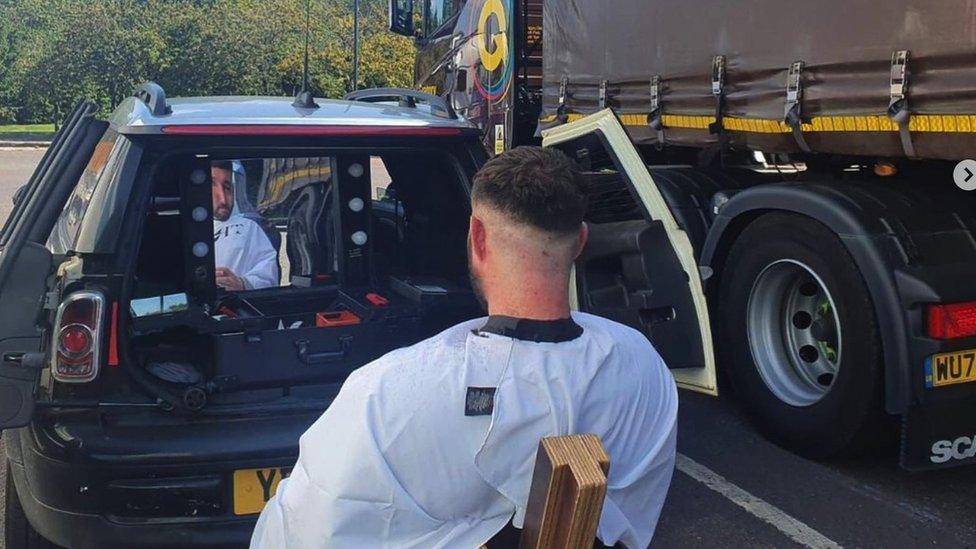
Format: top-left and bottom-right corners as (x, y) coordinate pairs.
(127, 149), (482, 396)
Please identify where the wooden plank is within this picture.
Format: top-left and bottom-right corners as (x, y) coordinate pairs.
(520, 434), (610, 549)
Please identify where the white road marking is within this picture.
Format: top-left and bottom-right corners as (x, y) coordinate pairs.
(676, 453), (843, 549)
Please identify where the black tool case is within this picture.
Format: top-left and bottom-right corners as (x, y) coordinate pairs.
(210, 290), (426, 391)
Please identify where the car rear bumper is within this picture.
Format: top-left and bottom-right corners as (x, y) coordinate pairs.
(9, 406), (325, 548)
(9, 458), (255, 549)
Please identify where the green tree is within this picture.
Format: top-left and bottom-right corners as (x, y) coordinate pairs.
(0, 0), (419, 124)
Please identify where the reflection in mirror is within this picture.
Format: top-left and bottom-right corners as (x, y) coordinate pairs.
(130, 293), (189, 317)
(389, 0), (415, 36)
(211, 158), (335, 292)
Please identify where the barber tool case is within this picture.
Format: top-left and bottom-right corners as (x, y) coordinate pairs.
(211, 291), (424, 391)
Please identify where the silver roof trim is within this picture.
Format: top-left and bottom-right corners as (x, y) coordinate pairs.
(109, 95), (475, 134)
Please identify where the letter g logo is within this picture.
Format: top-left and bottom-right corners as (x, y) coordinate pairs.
(478, 0), (508, 72)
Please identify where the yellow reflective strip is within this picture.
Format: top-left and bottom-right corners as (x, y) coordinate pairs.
(618, 114), (646, 126)
(957, 116), (976, 133)
(725, 117), (791, 133)
(539, 114), (557, 123)
(805, 116), (895, 132)
(544, 113), (976, 133)
(661, 114), (713, 129)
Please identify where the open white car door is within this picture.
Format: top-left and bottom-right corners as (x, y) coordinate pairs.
(543, 110), (717, 395)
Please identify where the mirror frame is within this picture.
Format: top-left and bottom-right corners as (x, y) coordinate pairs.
(388, 0), (415, 37)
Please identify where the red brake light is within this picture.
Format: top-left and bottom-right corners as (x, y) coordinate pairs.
(59, 325), (93, 357)
(927, 301), (976, 340)
(52, 291), (106, 383)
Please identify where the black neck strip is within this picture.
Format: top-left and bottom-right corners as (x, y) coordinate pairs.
(477, 315), (584, 343)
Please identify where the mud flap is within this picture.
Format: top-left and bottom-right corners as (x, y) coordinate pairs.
(901, 399), (976, 471)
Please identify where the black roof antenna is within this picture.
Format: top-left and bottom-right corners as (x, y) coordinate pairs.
(293, 0), (319, 109)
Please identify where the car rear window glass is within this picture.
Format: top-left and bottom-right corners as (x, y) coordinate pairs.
(46, 128), (124, 255)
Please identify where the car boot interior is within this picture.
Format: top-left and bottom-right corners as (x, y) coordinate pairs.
(126, 149), (482, 410)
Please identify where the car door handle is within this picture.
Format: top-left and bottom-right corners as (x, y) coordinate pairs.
(3, 352), (45, 369)
(627, 289), (655, 310)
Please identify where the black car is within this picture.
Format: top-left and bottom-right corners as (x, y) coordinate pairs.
(1, 84), (714, 548)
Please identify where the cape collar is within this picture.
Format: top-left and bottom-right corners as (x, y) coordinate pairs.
(476, 315), (583, 343)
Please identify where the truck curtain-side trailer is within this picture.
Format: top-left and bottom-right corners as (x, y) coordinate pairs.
(388, 0), (976, 470)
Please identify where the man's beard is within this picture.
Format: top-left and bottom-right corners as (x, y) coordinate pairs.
(467, 239), (487, 311)
(214, 206), (231, 221)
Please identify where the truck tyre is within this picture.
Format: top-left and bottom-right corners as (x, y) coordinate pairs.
(718, 213), (889, 457)
(4, 461), (59, 549)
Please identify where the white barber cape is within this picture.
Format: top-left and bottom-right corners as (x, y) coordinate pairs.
(251, 312), (678, 549)
(213, 215), (279, 290)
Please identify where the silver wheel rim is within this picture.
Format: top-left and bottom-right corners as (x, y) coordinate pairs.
(746, 259), (842, 407)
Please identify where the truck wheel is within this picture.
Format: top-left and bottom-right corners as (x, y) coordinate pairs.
(4, 461), (59, 549)
(718, 213), (888, 457)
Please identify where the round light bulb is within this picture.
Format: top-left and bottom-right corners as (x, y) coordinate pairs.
(351, 231), (368, 246)
(348, 197), (365, 212)
(192, 206), (208, 222)
(190, 169), (207, 185)
(192, 242), (209, 258)
(348, 163), (364, 178)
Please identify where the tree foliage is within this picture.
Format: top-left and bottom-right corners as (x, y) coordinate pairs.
(0, 0), (416, 123)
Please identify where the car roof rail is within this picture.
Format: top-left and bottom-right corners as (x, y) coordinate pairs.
(134, 81), (171, 116)
(344, 88), (457, 120)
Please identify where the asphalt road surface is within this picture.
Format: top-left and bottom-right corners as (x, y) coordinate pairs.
(1, 148), (975, 548)
(0, 147), (45, 229)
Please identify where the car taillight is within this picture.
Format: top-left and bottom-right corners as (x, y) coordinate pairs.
(52, 291), (106, 383)
(926, 301), (976, 340)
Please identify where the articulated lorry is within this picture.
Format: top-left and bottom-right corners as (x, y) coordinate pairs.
(388, 0), (976, 470)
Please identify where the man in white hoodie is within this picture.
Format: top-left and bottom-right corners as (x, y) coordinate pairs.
(211, 161), (279, 291)
(251, 147), (677, 548)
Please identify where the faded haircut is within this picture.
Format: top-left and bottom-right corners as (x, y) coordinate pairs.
(471, 146), (586, 236)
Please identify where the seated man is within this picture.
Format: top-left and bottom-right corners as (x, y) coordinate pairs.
(211, 161), (279, 290)
(251, 147), (678, 548)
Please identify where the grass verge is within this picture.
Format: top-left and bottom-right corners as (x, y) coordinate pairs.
(0, 123), (56, 140)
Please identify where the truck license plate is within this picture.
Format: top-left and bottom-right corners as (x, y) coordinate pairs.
(233, 467), (292, 515)
(925, 350), (976, 389)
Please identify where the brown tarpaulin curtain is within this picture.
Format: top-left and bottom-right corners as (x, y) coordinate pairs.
(541, 0), (976, 160)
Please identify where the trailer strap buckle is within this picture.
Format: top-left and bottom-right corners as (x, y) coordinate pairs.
(556, 76), (569, 124)
(709, 55), (726, 135)
(648, 75), (665, 147)
(887, 50), (916, 158)
(783, 61), (812, 153)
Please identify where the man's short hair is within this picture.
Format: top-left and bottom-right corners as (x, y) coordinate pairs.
(212, 160), (234, 172)
(471, 146), (586, 235)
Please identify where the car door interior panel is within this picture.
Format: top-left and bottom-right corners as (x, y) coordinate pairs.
(577, 220), (705, 370)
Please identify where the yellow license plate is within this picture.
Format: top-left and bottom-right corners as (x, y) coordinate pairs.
(926, 349), (976, 388)
(233, 467), (292, 515)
